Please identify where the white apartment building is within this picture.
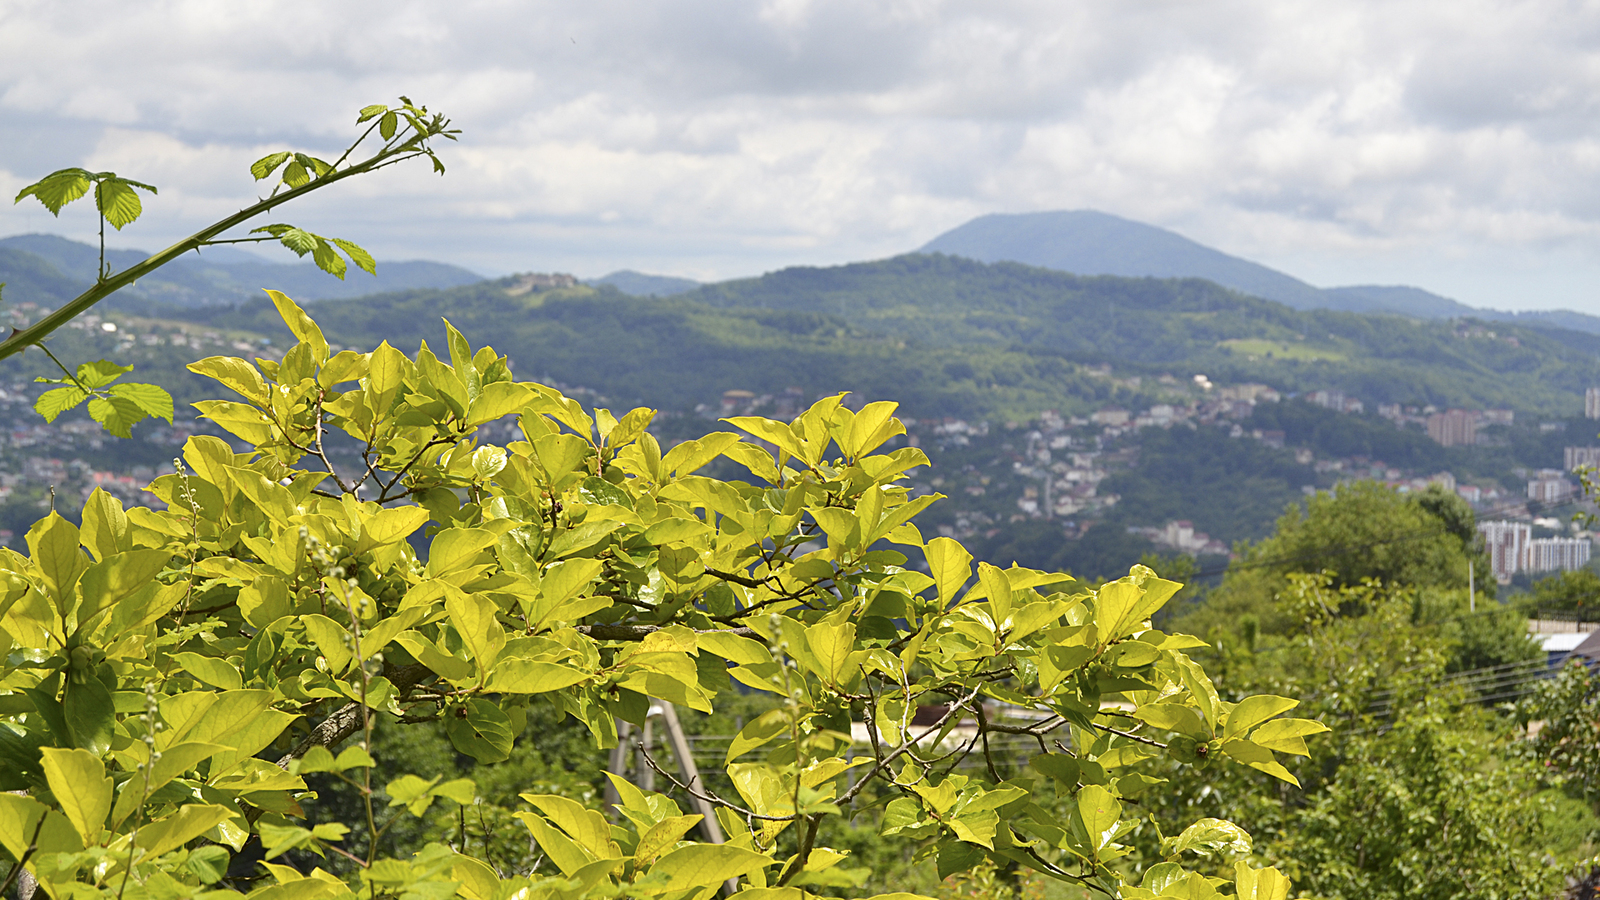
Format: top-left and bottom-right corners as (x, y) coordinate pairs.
(1479, 520), (1533, 583)
(1529, 469), (1578, 504)
(1528, 537), (1593, 573)
(1568, 447), (1600, 471)
(1480, 520), (1594, 582)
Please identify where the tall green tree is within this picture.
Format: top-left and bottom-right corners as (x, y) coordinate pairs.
(1183, 482), (1490, 640)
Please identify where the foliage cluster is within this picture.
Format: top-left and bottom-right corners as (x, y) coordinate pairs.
(0, 295), (1321, 900)
(1133, 482), (1575, 899)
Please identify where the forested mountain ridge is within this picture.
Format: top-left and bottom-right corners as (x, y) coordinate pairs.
(678, 253), (1600, 415)
(138, 253), (1600, 418)
(6, 238), (1600, 418)
(922, 209), (1329, 308)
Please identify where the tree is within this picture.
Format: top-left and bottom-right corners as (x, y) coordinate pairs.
(1517, 569), (1600, 616)
(1518, 659), (1600, 807)
(1182, 481), (1490, 640)
(1280, 701), (1558, 900)
(0, 295), (1322, 899)
(6, 99), (457, 436)
(1144, 495), (1557, 897)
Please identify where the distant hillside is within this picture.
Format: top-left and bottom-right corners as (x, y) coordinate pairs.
(920, 210), (1600, 335)
(587, 270), (699, 297)
(156, 255), (1600, 419)
(0, 234), (484, 308)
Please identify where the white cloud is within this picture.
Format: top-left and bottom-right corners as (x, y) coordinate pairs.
(3, 0), (1600, 308)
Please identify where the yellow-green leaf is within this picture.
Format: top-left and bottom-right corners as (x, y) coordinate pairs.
(40, 747), (112, 844)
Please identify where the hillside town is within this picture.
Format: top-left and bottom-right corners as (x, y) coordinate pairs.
(709, 367), (1600, 580)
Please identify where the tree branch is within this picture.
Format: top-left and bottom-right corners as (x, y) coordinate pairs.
(578, 624), (757, 641)
(272, 663), (433, 770)
(0, 118), (448, 362)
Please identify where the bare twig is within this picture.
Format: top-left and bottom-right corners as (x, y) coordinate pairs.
(578, 624), (758, 641)
(838, 683), (986, 806)
(636, 745), (799, 823)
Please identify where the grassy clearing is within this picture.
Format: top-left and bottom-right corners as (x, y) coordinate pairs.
(1219, 338), (1347, 362)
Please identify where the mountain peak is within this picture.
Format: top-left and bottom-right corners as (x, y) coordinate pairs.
(916, 210), (1600, 334)
(920, 210), (1326, 307)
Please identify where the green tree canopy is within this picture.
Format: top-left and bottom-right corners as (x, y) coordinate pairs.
(1183, 482), (1490, 639)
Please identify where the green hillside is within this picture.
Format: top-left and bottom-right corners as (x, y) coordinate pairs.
(10, 251), (1598, 423)
(169, 276), (1135, 420)
(682, 253), (1600, 414)
(2, 253), (1598, 580)
(142, 253), (1600, 419)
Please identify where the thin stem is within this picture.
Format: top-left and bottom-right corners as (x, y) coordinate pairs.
(1095, 723), (1167, 750)
(974, 703), (1002, 783)
(197, 236), (279, 246)
(636, 746), (797, 823)
(332, 579), (378, 875)
(312, 390), (350, 494)
(37, 344), (89, 394)
(838, 683), (985, 807)
(377, 437), (455, 503)
(329, 118), (386, 172)
(776, 815), (820, 887)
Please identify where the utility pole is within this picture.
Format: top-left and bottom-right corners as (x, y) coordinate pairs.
(1469, 560), (1475, 613)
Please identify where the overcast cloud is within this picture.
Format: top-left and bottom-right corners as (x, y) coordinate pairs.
(4, 0), (1600, 311)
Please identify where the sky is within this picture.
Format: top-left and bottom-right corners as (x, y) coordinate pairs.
(4, 0), (1600, 312)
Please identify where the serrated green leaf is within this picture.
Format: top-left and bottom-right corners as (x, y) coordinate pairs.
(329, 237), (376, 275)
(95, 178), (154, 230)
(282, 159), (309, 188)
(250, 151), (291, 181)
(87, 394), (150, 438)
(109, 382), (173, 420)
(76, 358), (132, 389)
(14, 168), (92, 215)
(357, 104), (388, 123)
(311, 237), (346, 279)
(257, 225), (318, 257)
(35, 385), (87, 422)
